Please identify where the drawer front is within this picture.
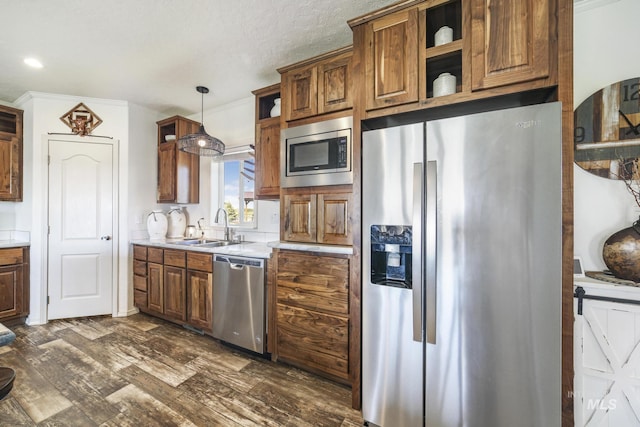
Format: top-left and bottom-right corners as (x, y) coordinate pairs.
(276, 303), (349, 380)
(133, 245), (147, 261)
(0, 248), (23, 266)
(133, 260), (147, 276)
(277, 251), (349, 315)
(134, 289), (147, 309)
(133, 274), (147, 291)
(187, 252), (213, 272)
(164, 249), (186, 268)
(148, 248), (163, 264)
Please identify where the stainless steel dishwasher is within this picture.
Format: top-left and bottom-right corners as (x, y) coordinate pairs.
(212, 254), (266, 354)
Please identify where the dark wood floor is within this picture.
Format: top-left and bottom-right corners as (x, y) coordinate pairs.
(0, 314), (363, 426)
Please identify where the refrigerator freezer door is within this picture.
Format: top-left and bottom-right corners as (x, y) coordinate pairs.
(362, 123), (424, 427)
(424, 103), (562, 427)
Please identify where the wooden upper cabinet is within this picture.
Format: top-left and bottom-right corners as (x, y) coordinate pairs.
(364, 7), (419, 110)
(284, 65), (318, 121)
(279, 46), (353, 122)
(283, 191), (352, 245)
(283, 194), (317, 243)
(318, 51), (353, 115)
(317, 193), (352, 246)
(156, 116), (200, 204)
(252, 84), (281, 200)
(0, 106), (23, 201)
(470, 0), (550, 90)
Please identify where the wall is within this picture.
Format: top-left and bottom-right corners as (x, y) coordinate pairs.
(15, 92), (133, 324)
(574, 0), (640, 270)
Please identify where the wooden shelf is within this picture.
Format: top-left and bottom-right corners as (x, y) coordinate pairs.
(425, 39), (462, 59)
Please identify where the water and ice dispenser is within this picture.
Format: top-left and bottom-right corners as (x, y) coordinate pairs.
(370, 225), (413, 288)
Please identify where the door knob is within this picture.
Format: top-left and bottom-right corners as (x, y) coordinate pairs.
(100, 236), (112, 241)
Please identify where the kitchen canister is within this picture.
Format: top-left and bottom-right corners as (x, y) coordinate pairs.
(270, 98), (281, 118)
(433, 72), (456, 97)
(167, 206), (187, 238)
(434, 26), (453, 46)
(147, 210), (168, 240)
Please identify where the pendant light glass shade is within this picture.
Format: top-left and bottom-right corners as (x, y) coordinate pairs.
(178, 86), (225, 157)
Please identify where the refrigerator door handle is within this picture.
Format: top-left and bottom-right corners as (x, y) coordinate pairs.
(412, 163), (424, 342)
(425, 160), (437, 344)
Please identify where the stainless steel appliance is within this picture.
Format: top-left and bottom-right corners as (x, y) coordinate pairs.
(280, 116), (352, 187)
(213, 255), (266, 353)
(362, 103), (562, 427)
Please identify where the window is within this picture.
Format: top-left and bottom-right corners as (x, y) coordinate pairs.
(212, 146), (256, 228)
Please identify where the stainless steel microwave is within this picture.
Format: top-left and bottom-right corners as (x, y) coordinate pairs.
(280, 116), (353, 188)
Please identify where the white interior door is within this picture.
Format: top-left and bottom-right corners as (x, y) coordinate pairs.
(574, 297), (640, 426)
(48, 139), (114, 320)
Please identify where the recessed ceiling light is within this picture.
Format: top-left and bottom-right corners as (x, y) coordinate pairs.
(24, 57), (43, 68)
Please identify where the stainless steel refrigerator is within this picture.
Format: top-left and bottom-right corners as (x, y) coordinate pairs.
(362, 103), (562, 427)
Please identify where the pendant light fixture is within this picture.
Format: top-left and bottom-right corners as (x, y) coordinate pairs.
(178, 86), (225, 157)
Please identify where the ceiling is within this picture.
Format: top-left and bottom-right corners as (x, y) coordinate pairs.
(1, 0), (396, 116)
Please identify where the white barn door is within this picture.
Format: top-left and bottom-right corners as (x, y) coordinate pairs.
(47, 139), (114, 320)
(574, 295), (640, 426)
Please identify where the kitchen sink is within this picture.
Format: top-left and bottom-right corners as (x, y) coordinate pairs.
(172, 239), (240, 247)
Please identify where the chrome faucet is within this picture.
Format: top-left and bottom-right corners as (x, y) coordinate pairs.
(214, 208), (230, 241)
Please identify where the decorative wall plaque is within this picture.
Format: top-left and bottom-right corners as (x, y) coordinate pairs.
(60, 103), (102, 136)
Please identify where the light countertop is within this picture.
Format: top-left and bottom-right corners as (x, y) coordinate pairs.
(131, 238), (273, 259)
(0, 240), (30, 249)
(267, 240), (353, 255)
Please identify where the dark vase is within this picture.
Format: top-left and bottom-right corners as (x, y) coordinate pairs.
(602, 219), (640, 282)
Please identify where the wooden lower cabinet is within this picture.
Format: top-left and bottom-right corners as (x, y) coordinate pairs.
(275, 250), (351, 384)
(147, 262), (164, 313)
(133, 245), (213, 332)
(0, 246), (29, 324)
(186, 251), (213, 332)
(164, 265), (186, 322)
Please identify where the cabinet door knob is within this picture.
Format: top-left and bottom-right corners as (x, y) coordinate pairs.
(100, 236), (112, 241)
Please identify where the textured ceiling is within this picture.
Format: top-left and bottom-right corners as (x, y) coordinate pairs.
(0, 0), (397, 116)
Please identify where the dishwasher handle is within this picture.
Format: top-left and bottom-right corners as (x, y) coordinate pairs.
(214, 254), (264, 269)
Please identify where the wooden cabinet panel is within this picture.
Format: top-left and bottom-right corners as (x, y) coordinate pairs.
(277, 251), (349, 315)
(0, 265), (23, 319)
(187, 270), (213, 332)
(133, 260), (147, 276)
(283, 191), (353, 246)
(255, 120), (280, 199)
(275, 250), (351, 383)
(164, 265), (186, 321)
(279, 47), (353, 122)
(470, 0), (550, 90)
(133, 274), (147, 292)
(0, 248), (23, 266)
(147, 262), (163, 313)
(186, 252), (212, 273)
(317, 193), (352, 245)
(0, 247), (28, 323)
(283, 194), (317, 243)
(284, 65), (318, 121)
(365, 7), (419, 110)
(157, 116), (200, 204)
(164, 249), (186, 268)
(318, 51), (353, 114)
(133, 245), (147, 261)
(134, 290), (147, 309)
(148, 248), (163, 264)
(157, 143), (177, 203)
(276, 303), (349, 380)
(0, 105), (23, 201)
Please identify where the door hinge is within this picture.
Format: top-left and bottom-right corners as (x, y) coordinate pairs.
(47, 295), (50, 305)
(48, 155), (50, 165)
(48, 225), (51, 235)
